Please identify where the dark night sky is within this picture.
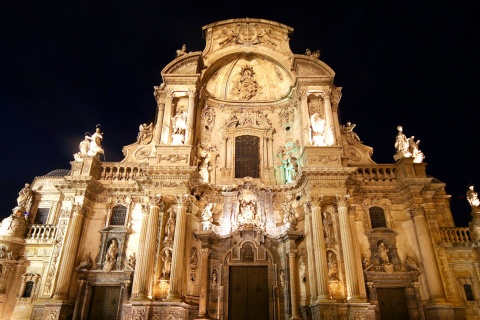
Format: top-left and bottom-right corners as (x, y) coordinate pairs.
(1, 2), (479, 226)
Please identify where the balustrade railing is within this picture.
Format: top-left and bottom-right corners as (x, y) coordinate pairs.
(100, 164), (146, 181)
(353, 165), (396, 181)
(440, 227), (471, 244)
(26, 224), (57, 241)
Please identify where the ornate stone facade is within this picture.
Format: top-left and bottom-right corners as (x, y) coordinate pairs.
(0, 18), (478, 320)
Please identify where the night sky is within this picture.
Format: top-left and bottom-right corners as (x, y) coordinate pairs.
(2, 2), (479, 226)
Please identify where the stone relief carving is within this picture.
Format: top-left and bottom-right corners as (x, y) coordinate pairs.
(231, 65), (262, 100)
(216, 23), (278, 48)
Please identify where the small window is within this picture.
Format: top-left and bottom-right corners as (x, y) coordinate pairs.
(464, 284), (475, 301)
(110, 205), (127, 226)
(34, 208), (49, 225)
(235, 135), (260, 178)
(369, 207), (387, 229)
(22, 281), (34, 298)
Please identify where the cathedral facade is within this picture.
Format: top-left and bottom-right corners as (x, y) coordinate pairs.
(1, 18), (479, 320)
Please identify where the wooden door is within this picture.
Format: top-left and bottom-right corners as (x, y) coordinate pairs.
(87, 286), (121, 320)
(228, 266), (269, 320)
(377, 287), (410, 320)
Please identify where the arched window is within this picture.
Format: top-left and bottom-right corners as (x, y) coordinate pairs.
(464, 284), (475, 301)
(22, 281), (34, 298)
(110, 205), (127, 226)
(235, 135), (260, 178)
(369, 206), (387, 229)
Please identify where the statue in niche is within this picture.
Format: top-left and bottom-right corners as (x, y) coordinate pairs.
(341, 121), (362, 144)
(190, 247), (198, 270)
(323, 210), (334, 244)
(231, 65), (262, 100)
(467, 184), (480, 208)
(376, 240), (390, 265)
(164, 209), (176, 241)
(16, 183), (33, 211)
(212, 269), (218, 285)
(327, 252), (338, 280)
(279, 269), (285, 287)
(237, 184), (259, 226)
(137, 122), (153, 144)
(171, 109), (188, 145)
(103, 239), (118, 272)
(162, 249), (172, 279)
(310, 112), (326, 146)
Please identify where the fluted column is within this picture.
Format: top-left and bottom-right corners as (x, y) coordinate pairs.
(196, 248), (210, 319)
(154, 94), (165, 144)
(136, 196), (162, 299)
(310, 198), (330, 302)
(337, 196), (361, 300)
(288, 250), (302, 320)
(53, 204), (85, 300)
(303, 200), (317, 305)
(300, 91), (311, 146)
(72, 280), (86, 320)
(131, 202), (150, 299)
(411, 205), (446, 302)
(186, 89), (196, 145)
(161, 91), (173, 144)
(166, 195), (188, 301)
(323, 88), (335, 146)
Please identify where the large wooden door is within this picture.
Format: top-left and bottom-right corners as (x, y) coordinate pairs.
(377, 287), (410, 320)
(228, 266), (269, 320)
(87, 286), (121, 320)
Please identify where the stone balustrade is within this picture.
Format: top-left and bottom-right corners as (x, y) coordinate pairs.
(26, 224), (57, 242)
(353, 166), (396, 182)
(440, 227), (471, 244)
(100, 164), (146, 181)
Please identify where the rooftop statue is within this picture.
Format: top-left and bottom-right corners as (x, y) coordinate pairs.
(467, 184), (480, 208)
(394, 125), (424, 163)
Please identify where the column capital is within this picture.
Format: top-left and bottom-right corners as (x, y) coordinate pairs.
(148, 194), (163, 209)
(200, 248), (211, 257)
(288, 249), (298, 258)
(175, 194), (189, 206)
(335, 194), (349, 208)
(410, 205), (425, 218)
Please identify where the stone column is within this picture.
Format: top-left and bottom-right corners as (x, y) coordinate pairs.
(310, 199), (330, 302)
(161, 91), (173, 145)
(166, 195), (188, 301)
(136, 196), (161, 299)
(186, 89), (196, 145)
(196, 248), (210, 319)
(303, 200), (317, 305)
(336, 196), (361, 301)
(288, 250), (302, 320)
(300, 91), (311, 146)
(322, 88), (335, 146)
(154, 92), (165, 145)
(131, 202), (150, 299)
(411, 205), (446, 302)
(72, 280), (86, 320)
(53, 204), (85, 300)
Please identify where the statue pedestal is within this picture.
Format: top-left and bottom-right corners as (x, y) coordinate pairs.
(171, 133), (184, 145)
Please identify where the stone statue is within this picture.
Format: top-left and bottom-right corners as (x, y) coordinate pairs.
(310, 112), (326, 146)
(201, 203), (215, 222)
(16, 183), (33, 211)
(278, 145), (298, 184)
(126, 252), (136, 269)
(405, 254), (420, 271)
(176, 44), (187, 57)
(327, 252), (338, 280)
(377, 241), (390, 265)
(279, 269), (285, 287)
(394, 125), (409, 157)
(197, 144), (212, 183)
(87, 125), (104, 156)
(164, 210), (176, 241)
(137, 123), (153, 144)
(162, 249), (172, 279)
(171, 109), (188, 145)
(103, 239), (118, 272)
(467, 184), (480, 208)
(342, 121), (362, 144)
(76, 252), (93, 270)
(323, 210), (334, 243)
(408, 135), (425, 163)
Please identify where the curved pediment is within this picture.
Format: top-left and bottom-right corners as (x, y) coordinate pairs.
(162, 52), (202, 75)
